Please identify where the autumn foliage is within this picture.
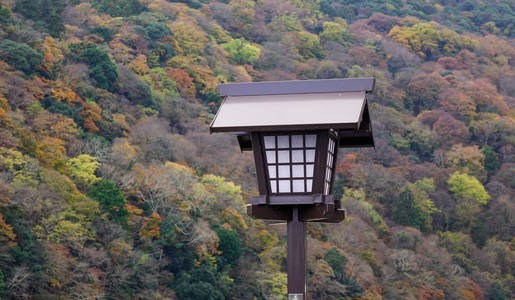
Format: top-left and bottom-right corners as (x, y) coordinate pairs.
(0, 0), (512, 299)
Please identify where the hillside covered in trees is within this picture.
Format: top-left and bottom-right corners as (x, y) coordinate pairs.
(0, 0), (513, 299)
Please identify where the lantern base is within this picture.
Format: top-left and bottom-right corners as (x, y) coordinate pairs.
(246, 203), (345, 223)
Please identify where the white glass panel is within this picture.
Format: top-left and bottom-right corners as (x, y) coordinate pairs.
(306, 135), (316, 147)
(278, 150), (290, 163)
(325, 183), (329, 195)
(266, 151), (276, 164)
(270, 180), (277, 193)
(292, 165), (304, 178)
(292, 150), (303, 163)
(268, 166), (276, 178)
(327, 153), (331, 167)
(277, 136), (289, 148)
(330, 140), (335, 152)
(306, 179), (313, 192)
(279, 180), (291, 193)
(291, 135), (303, 148)
(306, 164), (314, 177)
(306, 149), (315, 163)
(328, 153), (333, 166)
(278, 165), (290, 178)
(293, 180), (305, 193)
(264, 136), (275, 149)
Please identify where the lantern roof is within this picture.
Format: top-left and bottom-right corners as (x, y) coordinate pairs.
(210, 77), (376, 149)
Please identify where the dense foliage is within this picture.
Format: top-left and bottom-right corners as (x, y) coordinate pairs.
(0, 0), (513, 299)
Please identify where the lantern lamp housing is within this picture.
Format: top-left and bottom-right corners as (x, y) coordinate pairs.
(210, 77), (375, 206)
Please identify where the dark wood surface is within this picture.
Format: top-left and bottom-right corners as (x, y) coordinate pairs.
(287, 208), (306, 298)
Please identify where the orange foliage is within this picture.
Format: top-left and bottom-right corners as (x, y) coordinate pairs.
(80, 102), (102, 133)
(459, 280), (484, 300)
(0, 107), (12, 128)
(41, 37), (64, 74)
(51, 81), (83, 105)
(0, 212), (17, 247)
(416, 288), (446, 300)
(336, 153), (357, 174)
(165, 67), (195, 97)
(125, 204), (143, 215)
(84, 35), (104, 43)
(138, 212), (162, 240)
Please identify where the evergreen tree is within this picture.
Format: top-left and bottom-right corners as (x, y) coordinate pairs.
(88, 180), (128, 225)
(392, 189), (427, 230)
(214, 225), (242, 266)
(0, 40), (43, 75)
(490, 282), (506, 300)
(482, 145), (500, 175)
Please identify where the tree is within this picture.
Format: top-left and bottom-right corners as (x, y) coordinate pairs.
(0, 269), (4, 297)
(174, 263), (229, 300)
(169, 20), (209, 55)
(444, 144), (486, 181)
(66, 154), (101, 187)
(0, 40), (43, 75)
(0, 5), (12, 25)
(438, 89), (476, 122)
(15, 0), (65, 37)
(387, 22), (477, 59)
(490, 282), (506, 300)
(90, 0), (146, 17)
(465, 79), (508, 114)
(448, 172), (490, 204)
(222, 38), (261, 64)
(393, 189), (428, 230)
(482, 145), (500, 175)
(90, 26), (113, 42)
(324, 247), (347, 282)
(88, 180), (128, 225)
(296, 31), (324, 59)
(407, 73), (449, 114)
(214, 225), (242, 266)
(320, 20), (351, 46)
(69, 42), (118, 91)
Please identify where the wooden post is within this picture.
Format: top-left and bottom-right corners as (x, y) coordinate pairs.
(287, 207), (306, 299)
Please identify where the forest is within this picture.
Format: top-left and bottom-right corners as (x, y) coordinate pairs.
(0, 0), (513, 299)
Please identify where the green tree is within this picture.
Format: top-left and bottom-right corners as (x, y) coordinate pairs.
(490, 282), (506, 300)
(90, 26), (113, 42)
(482, 145), (500, 175)
(297, 31), (324, 59)
(324, 247), (347, 282)
(88, 180), (128, 224)
(214, 225), (242, 266)
(392, 189), (428, 230)
(15, 0), (65, 37)
(320, 20), (351, 46)
(69, 42), (118, 90)
(174, 263), (229, 300)
(222, 39), (261, 65)
(0, 40), (43, 75)
(90, 0), (146, 17)
(448, 172), (490, 204)
(0, 269), (4, 297)
(66, 154), (101, 186)
(0, 5), (12, 24)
